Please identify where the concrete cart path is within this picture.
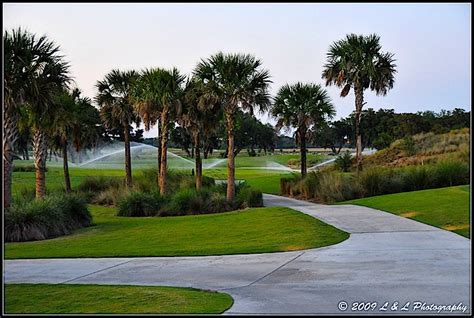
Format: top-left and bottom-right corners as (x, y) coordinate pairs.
(4, 194), (471, 315)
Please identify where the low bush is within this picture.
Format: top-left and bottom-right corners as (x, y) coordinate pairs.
(237, 186), (263, 208)
(77, 176), (123, 194)
(14, 187), (36, 203)
(5, 194), (91, 242)
(117, 191), (166, 217)
(204, 192), (231, 213)
(432, 160), (469, 187)
(334, 151), (353, 172)
(281, 159), (469, 203)
(13, 165), (47, 172)
(92, 187), (125, 206)
(280, 174), (300, 196)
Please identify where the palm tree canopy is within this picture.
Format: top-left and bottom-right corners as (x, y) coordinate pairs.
(4, 28), (71, 125)
(51, 88), (101, 152)
(322, 33), (396, 97)
(193, 52), (272, 115)
(4, 28), (69, 109)
(96, 69), (140, 129)
(179, 77), (221, 133)
(272, 82), (335, 137)
(131, 67), (186, 130)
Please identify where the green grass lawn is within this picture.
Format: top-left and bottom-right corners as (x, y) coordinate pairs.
(5, 204), (349, 259)
(342, 185), (470, 238)
(11, 153), (303, 196)
(5, 284), (233, 314)
(204, 168), (291, 194)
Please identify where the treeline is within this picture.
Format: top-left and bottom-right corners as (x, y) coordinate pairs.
(311, 107), (470, 153)
(143, 110), (276, 158)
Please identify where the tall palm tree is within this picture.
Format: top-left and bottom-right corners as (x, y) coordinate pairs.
(272, 83), (335, 177)
(51, 88), (100, 192)
(322, 34), (396, 171)
(23, 43), (71, 199)
(4, 28), (67, 206)
(194, 52), (271, 201)
(131, 67), (185, 194)
(180, 78), (221, 190)
(96, 70), (139, 189)
(50, 90), (77, 193)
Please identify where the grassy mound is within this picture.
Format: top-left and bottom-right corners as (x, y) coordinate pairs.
(342, 185), (470, 238)
(5, 284), (233, 314)
(363, 128), (469, 168)
(5, 205), (349, 259)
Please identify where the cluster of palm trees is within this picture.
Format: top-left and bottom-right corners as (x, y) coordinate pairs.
(3, 28), (396, 209)
(4, 28), (101, 208)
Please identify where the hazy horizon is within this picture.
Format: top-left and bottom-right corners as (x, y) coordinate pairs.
(3, 3), (471, 137)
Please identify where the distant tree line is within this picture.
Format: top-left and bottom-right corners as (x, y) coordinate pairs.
(313, 107), (470, 153)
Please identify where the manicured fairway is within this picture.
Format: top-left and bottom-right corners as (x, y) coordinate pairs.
(5, 205), (349, 259)
(204, 168), (291, 194)
(342, 185), (470, 238)
(5, 284), (233, 314)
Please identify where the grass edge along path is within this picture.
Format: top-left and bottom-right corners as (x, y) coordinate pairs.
(5, 284), (234, 314)
(341, 185), (470, 238)
(6, 206), (350, 259)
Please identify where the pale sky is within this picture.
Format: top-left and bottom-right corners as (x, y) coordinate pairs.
(3, 3), (471, 137)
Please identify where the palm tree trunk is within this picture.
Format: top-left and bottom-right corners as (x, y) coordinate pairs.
(159, 108), (169, 195)
(194, 132), (202, 190)
(300, 128), (307, 177)
(33, 129), (48, 199)
(3, 107), (19, 209)
(62, 139), (71, 193)
(225, 111), (235, 201)
(156, 119), (161, 180)
(124, 125), (132, 188)
(354, 85), (364, 172)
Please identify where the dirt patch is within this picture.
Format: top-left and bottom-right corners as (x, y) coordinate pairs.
(400, 211), (419, 218)
(442, 224), (470, 231)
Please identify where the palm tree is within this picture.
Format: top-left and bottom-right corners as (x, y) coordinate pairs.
(50, 90), (77, 193)
(131, 67), (185, 194)
(11, 36), (73, 199)
(96, 70), (139, 189)
(180, 78), (221, 190)
(194, 53), (271, 201)
(4, 28), (67, 206)
(51, 88), (100, 192)
(322, 34), (396, 171)
(272, 83), (335, 177)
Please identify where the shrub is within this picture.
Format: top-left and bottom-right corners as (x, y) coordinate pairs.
(359, 167), (386, 197)
(117, 191), (166, 217)
(433, 160), (469, 187)
(14, 187), (36, 203)
(77, 176), (123, 194)
(400, 165), (434, 191)
(335, 151), (353, 172)
(5, 194), (91, 242)
(204, 192), (231, 213)
(280, 157), (470, 203)
(92, 187), (125, 206)
(247, 148), (257, 157)
(373, 132), (394, 150)
(202, 175), (216, 187)
(13, 165), (47, 172)
(300, 172), (318, 199)
(280, 174), (300, 196)
(164, 188), (207, 216)
(287, 158), (299, 167)
(314, 171), (345, 203)
(237, 187), (263, 208)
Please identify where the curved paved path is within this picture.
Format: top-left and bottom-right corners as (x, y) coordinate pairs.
(4, 194), (471, 314)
